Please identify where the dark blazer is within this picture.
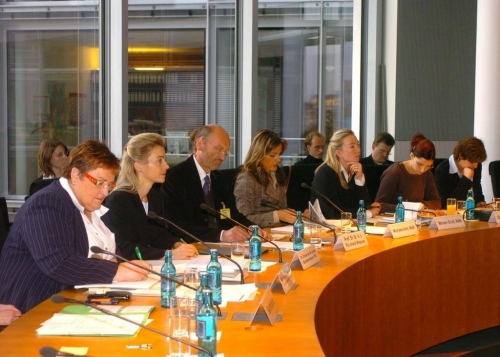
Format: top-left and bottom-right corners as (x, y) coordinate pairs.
(311, 164), (372, 219)
(360, 155), (394, 166)
(162, 155), (254, 242)
(0, 180), (118, 313)
(434, 159), (485, 209)
(294, 155), (323, 166)
(103, 189), (180, 260)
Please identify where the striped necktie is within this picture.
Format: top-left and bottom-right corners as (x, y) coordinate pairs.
(203, 174), (210, 195)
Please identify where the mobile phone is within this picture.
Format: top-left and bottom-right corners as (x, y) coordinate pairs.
(87, 291), (132, 301)
(87, 297), (120, 305)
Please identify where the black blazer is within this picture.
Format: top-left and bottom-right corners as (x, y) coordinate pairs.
(103, 189), (179, 260)
(434, 159), (485, 209)
(359, 155), (394, 166)
(162, 155), (254, 242)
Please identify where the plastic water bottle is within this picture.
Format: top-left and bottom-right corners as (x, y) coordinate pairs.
(293, 211), (304, 251)
(357, 200), (366, 233)
(395, 196), (405, 223)
(196, 290), (217, 357)
(206, 249), (222, 305)
(160, 250), (176, 308)
(466, 188), (475, 220)
(249, 225), (262, 272)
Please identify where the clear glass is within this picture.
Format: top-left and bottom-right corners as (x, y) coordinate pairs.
(257, 1), (353, 164)
(2, 7), (100, 196)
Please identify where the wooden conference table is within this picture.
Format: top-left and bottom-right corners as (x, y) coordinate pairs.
(2, 221), (500, 356)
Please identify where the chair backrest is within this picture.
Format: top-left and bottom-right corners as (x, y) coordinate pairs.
(489, 161), (500, 198)
(0, 197), (9, 232)
(284, 163), (321, 211)
(363, 164), (392, 203)
(29, 178), (57, 197)
(0, 209), (8, 253)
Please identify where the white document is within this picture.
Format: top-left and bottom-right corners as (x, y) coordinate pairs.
(75, 276), (160, 290)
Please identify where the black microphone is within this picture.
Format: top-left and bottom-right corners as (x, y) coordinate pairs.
(50, 294), (214, 357)
(89, 246), (196, 291)
(260, 199), (338, 244)
(147, 211), (245, 284)
(199, 203), (283, 264)
(301, 183), (359, 230)
(40, 346), (83, 357)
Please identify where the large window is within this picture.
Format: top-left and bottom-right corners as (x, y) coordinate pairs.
(0, 4), (99, 197)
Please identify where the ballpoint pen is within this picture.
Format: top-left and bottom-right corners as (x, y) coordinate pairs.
(134, 246), (143, 260)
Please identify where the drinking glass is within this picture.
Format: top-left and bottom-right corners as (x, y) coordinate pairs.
(456, 200), (466, 215)
(341, 212), (352, 234)
(447, 198), (457, 215)
(183, 268), (199, 299)
(231, 242), (245, 260)
(168, 296), (192, 357)
(309, 224), (322, 248)
(494, 198), (500, 211)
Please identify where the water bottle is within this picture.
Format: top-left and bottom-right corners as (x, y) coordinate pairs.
(196, 272), (210, 313)
(249, 225), (262, 272)
(293, 211), (304, 251)
(395, 196), (405, 223)
(160, 250), (176, 308)
(357, 200), (366, 233)
(466, 188), (475, 220)
(196, 290), (217, 357)
(206, 249), (222, 305)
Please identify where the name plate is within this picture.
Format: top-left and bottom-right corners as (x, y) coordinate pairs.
(384, 221), (418, 238)
(271, 262), (296, 294)
(429, 214), (465, 230)
(334, 231), (368, 251)
(249, 287), (279, 326)
(488, 211), (500, 223)
(291, 244), (320, 270)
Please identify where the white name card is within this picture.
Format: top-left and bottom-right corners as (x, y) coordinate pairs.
(291, 244), (320, 270)
(333, 231), (368, 251)
(488, 211), (500, 224)
(270, 262), (296, 294)
(384, 221), (418, 238)
(428, 214), (465, 230)
(249, 287), (279, 326)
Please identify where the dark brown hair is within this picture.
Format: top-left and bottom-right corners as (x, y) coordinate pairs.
(453, 137), (487, 163)
(37, 139), (69, 177)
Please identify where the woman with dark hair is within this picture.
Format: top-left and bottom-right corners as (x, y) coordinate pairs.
(311, 129), (379, 219)
(36, 139), (69, 179)
(104, 133), (198, 260)
(434, 137), (488, 208)
(376, 133), (441, 211)
(0, 140), (148, 314)
(234, 129), (296, 227)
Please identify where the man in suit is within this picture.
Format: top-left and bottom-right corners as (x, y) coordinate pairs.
(294, 132), (325, 165)
(163, 124), (264, 242)
(360, 131), (395, 165)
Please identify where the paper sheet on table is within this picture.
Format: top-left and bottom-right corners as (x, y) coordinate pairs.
(75, 276), (160, 290)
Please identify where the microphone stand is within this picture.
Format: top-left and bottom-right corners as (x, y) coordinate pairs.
(199, 203), (284, 264)
(51, 294), (214, 357)
(89, 246), (196, 291)
(301, 183), (359, 230)
(147, 211), (245, 284)
(260, 199), (338, 244)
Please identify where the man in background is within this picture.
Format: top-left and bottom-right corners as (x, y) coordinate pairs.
(360, 132), (395, 165)
(294, 132), (325, 165)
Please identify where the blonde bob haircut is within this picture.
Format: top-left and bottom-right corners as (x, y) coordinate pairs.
(319, 128), (356, 189)
(115, 133), (165, 194)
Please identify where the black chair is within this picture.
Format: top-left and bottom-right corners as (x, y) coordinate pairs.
(363, 164), (392, 202)
(489, 160), (500, 198)
(27, 178), (57, 199)
(0, 211), (7, 253)
(283, 163), (321, 211)
(0, 197), (10, 232)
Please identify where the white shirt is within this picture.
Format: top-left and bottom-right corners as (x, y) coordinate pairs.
(59, 178), (116, 260)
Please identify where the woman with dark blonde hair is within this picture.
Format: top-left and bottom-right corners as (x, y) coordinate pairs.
(311, 129), (379, 219)
(376, 133), (441, 211)
(104, 133), (198, 260)
(0, 140), (148, 314)
(234, 129), (296, 227)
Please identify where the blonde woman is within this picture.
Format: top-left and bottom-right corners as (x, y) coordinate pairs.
(104, 133), (197, 260)
(311, 129), (380, 219)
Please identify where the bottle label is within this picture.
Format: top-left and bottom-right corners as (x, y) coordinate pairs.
(196, 316), (215, 338)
